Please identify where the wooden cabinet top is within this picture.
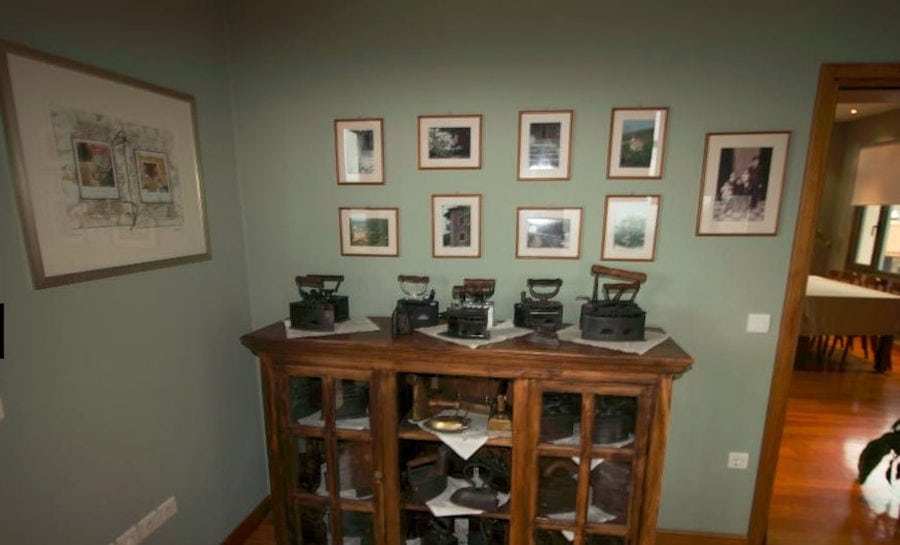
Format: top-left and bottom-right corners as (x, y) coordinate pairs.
(242, 318), (693, 379)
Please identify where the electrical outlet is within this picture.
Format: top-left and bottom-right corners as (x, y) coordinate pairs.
(115, 526), (139, 545)
(746, 313), (771, 333)
(727, 451), (750, 469)
(158, 496), (177, 521)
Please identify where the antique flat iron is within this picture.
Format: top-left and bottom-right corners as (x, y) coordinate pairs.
(487, 381), (512, 433)
(580, 265), (647, 341)
(449, 464), (501, 512)
(289, 274), (350, 331)
(514, 278), (564, 347)
(445, 278), (495, 339)
(405, 446), (450, 503)
(392, 275), (440, 335)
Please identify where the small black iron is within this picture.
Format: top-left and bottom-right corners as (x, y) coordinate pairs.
(392, 275), (440, 335)
(514, 278), (564, 347)
(445, 278), (495, 339)
(580, 265), (647, 341)
(289, 274), (349, 331)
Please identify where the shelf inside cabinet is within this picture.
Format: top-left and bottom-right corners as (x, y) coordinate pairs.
(402, 499), (512, 520)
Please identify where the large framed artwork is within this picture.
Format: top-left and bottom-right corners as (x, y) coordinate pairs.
(334, 118), (385, 185)
(696, 131), (791, 236)
(338, 207), (399, 256)
(515, 207), (583, 259)
(0, 40), (210, 289)
(431, 194), (481, 258)
(607, 107), (668, 179)
(517, 110), (573, 181)
(418, 115), (482, 169)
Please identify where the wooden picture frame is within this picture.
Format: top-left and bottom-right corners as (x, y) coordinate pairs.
(334, 118), (384, 184)
(0, 40), (210, 289)
(607, 107), (668, 179)
(418, 115), (482, 169)
(696, 131), (791, 236)
(517, 110), (573, 181)
(338, 207), (399, 256)
(602, 195), (661, 261)
(516, 207), (583, 259)
(431, 194), (481, 258)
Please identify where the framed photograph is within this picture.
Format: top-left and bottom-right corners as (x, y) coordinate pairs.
(607, 107), (668, 179)
(0, 40), (210, 289)
(602, 195), (661, 261)
(418, 115), (482, 169)
(334, 118), (384, 184)
(696, 131), (791, 236)
(517, 110), (573, 181)
(338, 207), (399, 256)
(431, 194), (481, 258)
(516, 207), (583, 259)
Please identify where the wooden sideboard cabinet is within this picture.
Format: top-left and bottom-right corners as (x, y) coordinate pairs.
(241, 319), (692, 545)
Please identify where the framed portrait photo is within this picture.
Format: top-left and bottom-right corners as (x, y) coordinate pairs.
(602, 195), (661, 261)
(517, 110), (573, 181)
(516, 207), (583, 259)
(696, 131), (791, 236)
(431, 194), (481, 258)
(334, 118), (384, 184)
(607, 107), (668, 179)
(338, 207), (399, 256)
(0, 40), (210, 289)
(418, 115), (482, 169)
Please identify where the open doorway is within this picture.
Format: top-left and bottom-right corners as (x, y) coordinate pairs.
(747, 65), (900, 545)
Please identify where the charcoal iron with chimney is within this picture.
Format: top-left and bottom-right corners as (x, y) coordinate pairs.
(445, 278), (495, 339)
(391, 275), (440, 335)
(580, 265), (647, 341)
(289, 274), (350, 331)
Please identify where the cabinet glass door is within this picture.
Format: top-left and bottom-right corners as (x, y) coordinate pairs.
(283, 370), (377, 545)
(533, 383), (649, 545)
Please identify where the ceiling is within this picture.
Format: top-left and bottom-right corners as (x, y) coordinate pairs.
(835, 89), (900, 122)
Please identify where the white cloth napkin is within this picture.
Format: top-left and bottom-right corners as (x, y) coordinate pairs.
(415, 320), (533, 349)
(283, 316), (380, 338)
(556, 325), (669, 355)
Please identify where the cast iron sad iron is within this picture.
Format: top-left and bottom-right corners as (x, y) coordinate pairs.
(449, 464), (501, 512)
(392, 275), (440, 335)
(579, 265), (647, 341)
(514, 278), (564, 347)
(445, 278), (496, 339)
(289, 274), (350, 331)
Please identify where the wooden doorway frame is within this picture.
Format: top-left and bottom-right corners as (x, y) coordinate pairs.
(748, 63), (900, 545)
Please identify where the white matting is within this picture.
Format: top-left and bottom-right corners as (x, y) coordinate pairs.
(283, 316), (380, 338)
(556, 325), (669, 355)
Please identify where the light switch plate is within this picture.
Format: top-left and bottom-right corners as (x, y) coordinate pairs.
(746, 313), (771, 333)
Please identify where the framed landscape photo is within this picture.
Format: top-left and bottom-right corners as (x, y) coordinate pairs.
(431, 194), (481, 258)
(0, 40), (210, 289)
(602, 195), (661, 261)
(418, 115), (482, 169)
(516, 207), (583, 259)
(696, 131), (791, 236)
(607, 107), (668, 179)
(517, 110), (573, 181)
(334, 118), (384, 184)
(339, 207), (399, 256)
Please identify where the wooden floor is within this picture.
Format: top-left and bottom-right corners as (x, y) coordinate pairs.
(767, 347), (900, 545)
(241, 348), (900, 545)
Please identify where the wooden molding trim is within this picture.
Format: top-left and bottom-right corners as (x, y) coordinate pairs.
(748, 62), (900, 545)
(657, 529), (747, 545)
(220, 495), (271, 545)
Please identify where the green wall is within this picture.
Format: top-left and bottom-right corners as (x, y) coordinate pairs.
(226, 0), (900, 536)
(0, 1), (267, 544)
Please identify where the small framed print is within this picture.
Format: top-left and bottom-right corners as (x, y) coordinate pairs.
(516, 207), (583, 259)
(696, 131), (791, 236)
(602, 195), (661, 261)
(607, 107), (668, 179)
(72, 137), (120, 200)
(517, 110), (573, 181)
(334, 118), (384, 184)
(431, 194), (481, 258)
(339, 207), (399, 256)
(134, 149), (173, 203)
(418, 115), (482, 169)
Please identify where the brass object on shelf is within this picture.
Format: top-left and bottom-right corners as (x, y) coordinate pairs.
(424, 413), (471, 433)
